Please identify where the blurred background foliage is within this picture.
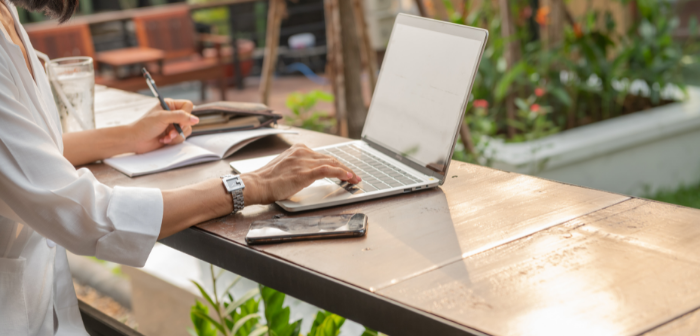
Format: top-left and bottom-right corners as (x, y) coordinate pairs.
(285, 90), (337, 134)
(449, 0), (700, 163)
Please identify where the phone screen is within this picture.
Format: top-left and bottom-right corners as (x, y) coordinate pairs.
(246, 213), (367, 244)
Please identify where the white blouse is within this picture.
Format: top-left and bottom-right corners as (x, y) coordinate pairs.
(0, 2), (164, 335)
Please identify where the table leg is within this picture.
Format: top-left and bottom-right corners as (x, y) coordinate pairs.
(228, 4), (245, 91)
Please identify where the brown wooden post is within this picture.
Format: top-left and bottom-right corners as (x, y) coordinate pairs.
(414, 0), (428, 17)
(498, 0), (519, 139)
(338, 0), (368, 139)
(324, 0), (348, 136)
(351, 0), (378, 95)
(540, 0), (565, 49)
(259, 0), (286, 105)
(459, 121), (477, 157)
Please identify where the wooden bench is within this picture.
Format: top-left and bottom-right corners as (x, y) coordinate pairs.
(132, 6), (229, 101)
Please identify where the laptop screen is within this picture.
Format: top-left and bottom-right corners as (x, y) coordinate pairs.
(362, 19), (484, 177)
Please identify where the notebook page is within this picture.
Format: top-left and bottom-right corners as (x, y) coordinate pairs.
(187, 128), (298, 159)
(104, 142), (218, 177)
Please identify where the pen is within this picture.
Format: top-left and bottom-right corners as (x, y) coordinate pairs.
(141, 68), (186, 140)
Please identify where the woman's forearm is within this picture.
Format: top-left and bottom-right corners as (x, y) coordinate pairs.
(159, 176), (259, 240)
(63, 126), (134, 166)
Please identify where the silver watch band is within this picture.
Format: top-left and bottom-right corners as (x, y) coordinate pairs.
(221, 174), (245, 214)
(231, 188), (244, 214)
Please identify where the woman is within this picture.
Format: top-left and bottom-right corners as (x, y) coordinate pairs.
(0, 1), (360, 335)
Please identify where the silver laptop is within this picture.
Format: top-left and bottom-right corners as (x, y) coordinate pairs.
(232, 14), (488, 212)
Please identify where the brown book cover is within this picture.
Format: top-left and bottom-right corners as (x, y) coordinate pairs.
(191, 101), (282, 136)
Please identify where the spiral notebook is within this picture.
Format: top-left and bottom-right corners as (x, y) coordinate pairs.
(105, 128), (296, 177)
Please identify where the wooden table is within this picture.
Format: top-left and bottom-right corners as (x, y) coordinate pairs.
(95, 47), (165, 76)
(91, 89), (700, 336)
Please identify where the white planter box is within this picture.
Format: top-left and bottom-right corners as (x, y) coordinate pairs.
(482, 87), (700, 197)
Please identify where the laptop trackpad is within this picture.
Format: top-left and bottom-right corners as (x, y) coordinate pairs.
(286, 179), (362, 205)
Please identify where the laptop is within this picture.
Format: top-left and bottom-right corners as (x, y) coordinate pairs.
(231, 14), (488, 212)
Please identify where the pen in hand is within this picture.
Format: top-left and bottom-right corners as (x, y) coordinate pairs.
(141, 68), (186, 141)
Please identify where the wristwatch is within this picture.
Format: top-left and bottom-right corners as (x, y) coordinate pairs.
(221, 174), (245, 214)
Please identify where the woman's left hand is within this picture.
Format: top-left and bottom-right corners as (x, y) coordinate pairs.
(127, 99), (200, 154)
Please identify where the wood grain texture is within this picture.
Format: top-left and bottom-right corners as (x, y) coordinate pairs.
(643, 307), (700, 336)
(377, 199), (700, 336)
(195, 161), (626, 292)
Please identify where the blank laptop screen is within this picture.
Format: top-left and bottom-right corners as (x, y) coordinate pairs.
(362, 20), (484, 175)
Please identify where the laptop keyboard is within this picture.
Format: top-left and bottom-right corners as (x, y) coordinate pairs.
(316, 144), (423, 193)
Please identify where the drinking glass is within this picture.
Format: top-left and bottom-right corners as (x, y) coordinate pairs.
(49, 57), (95, 132)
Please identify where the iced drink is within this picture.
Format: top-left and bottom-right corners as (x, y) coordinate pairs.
(49, 57), (95, 133)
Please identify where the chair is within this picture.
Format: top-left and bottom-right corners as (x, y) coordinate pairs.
(26, 23), (162, 91)
(133, 6), (230, 101)
(26, 23), (96, 62)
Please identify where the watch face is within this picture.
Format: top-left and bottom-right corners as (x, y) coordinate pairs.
(225, 178), (242, 189)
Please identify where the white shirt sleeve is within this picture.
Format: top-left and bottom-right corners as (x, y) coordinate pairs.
(0, 57), (163, 268)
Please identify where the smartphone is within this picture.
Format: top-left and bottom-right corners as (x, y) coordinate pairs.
(245, 213), (367, 245)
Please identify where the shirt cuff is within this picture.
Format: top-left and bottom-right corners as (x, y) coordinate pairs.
(95, 186), (163, 267)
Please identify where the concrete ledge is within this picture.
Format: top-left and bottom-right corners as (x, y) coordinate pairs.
(483, 87), (700, 196)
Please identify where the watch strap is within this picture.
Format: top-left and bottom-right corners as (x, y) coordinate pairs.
(221, 174), (245, 214)
(231, 188), (244, 214)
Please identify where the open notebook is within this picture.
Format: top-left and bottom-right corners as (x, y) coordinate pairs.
(105, 128), (297, 177)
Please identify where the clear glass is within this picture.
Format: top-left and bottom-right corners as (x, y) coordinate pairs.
(49, 57), (95, 132)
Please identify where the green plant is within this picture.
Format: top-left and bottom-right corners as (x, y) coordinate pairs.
(509, 95), (559, 142)
(189, 265), (360, 336)
(306, 310), (344, 336)
(259, 285), (301, 336)
(621, 0), (699, 104)
(647, 182), (700, 210)
(189, 265), (265, 336)
(285, 90), (336, 133)
(448, 0), (700, 164)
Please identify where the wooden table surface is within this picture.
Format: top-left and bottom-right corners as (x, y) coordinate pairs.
(90, 88), (700, 336)
(95, 47), (165, 68)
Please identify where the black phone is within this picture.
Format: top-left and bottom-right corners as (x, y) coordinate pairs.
(245, 213), (368, 245)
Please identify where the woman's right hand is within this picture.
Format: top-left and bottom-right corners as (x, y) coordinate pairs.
(241, 144), (361, 205)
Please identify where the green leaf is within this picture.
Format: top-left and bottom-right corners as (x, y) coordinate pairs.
(260, 285), (302, 336)
(308, 311), (329, 335)
(224, 287), (260, 315)
(232, 297), (260, 336)
(231, 313), (262, 335)
(494, 62), (526, 101)
(192, 310), (225, 334)
(361, 327), (379, 336)
(550, 87), (572, 107)
(307, 311), (345, 336)
(190, 301), (219, 336)
(249, 326), (269, 336)
(191, 280), (218, 313)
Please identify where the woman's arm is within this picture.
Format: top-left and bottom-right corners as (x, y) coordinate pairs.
(62, 99), (199, 166)
(158, 143), (361, 239)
